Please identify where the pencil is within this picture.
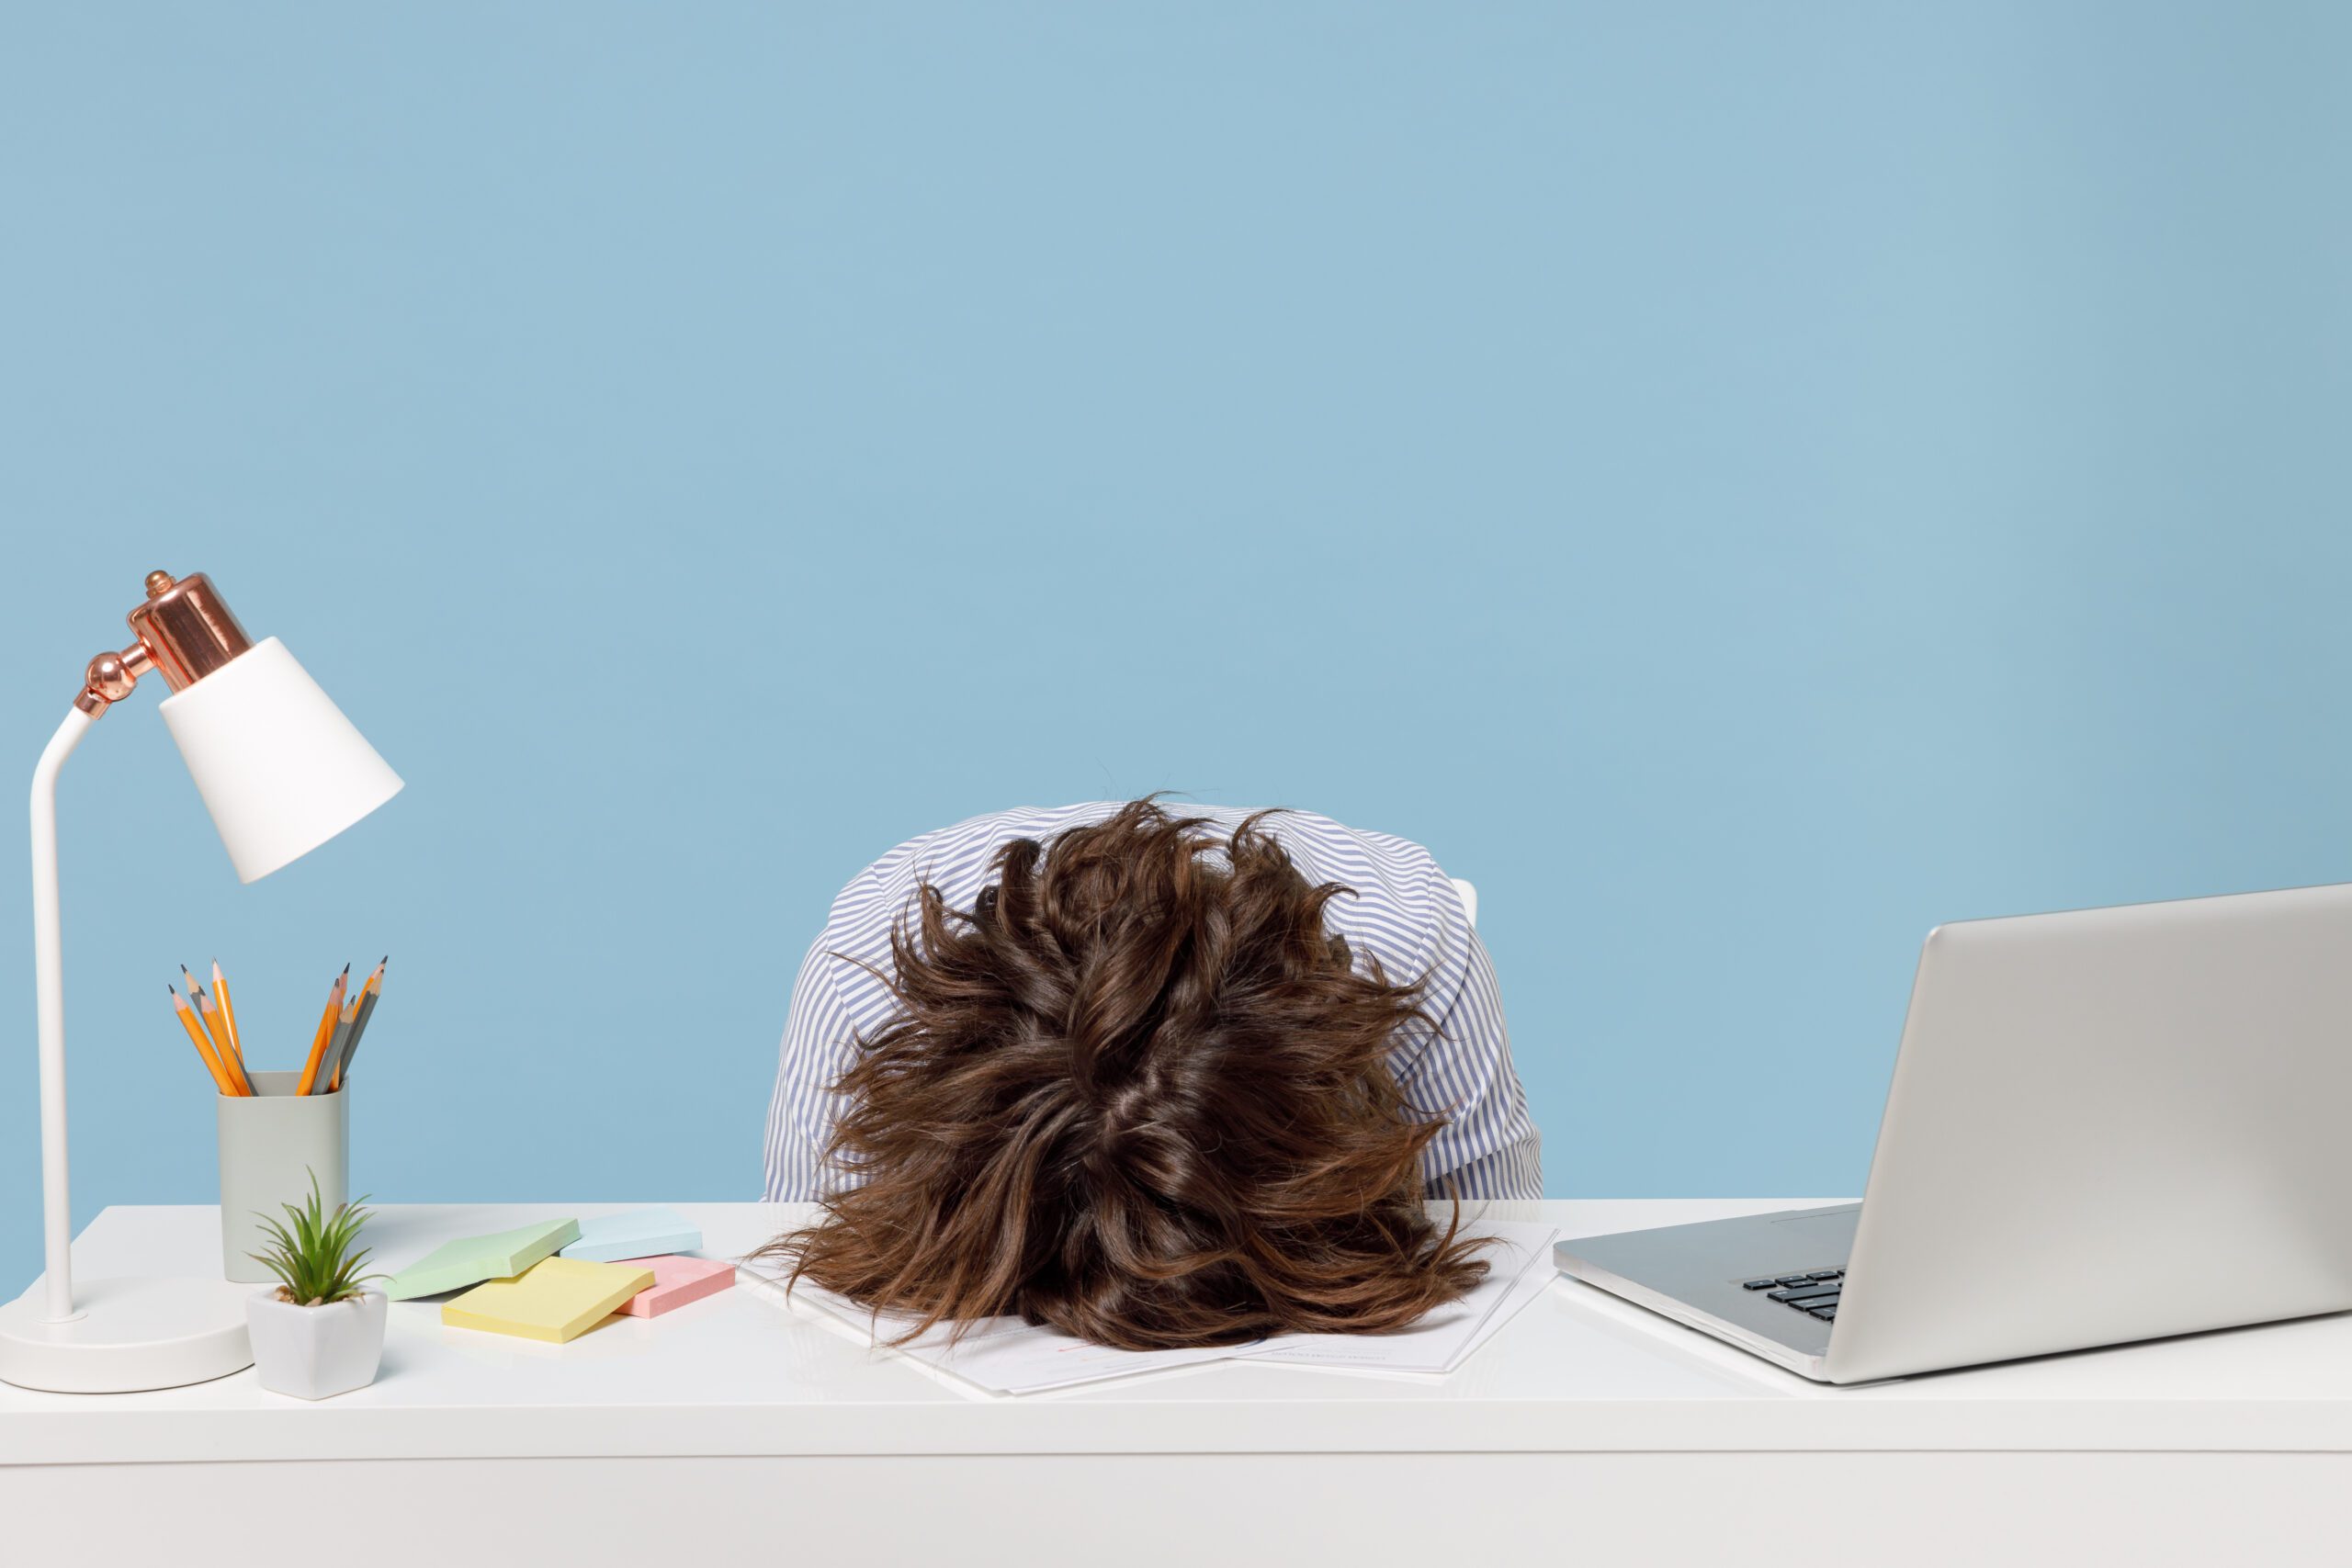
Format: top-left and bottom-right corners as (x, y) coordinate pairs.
(317, 991), (360, 1097)
(209, 958), (248, 1089)
(169, 985), (239, 1096)
(296, 964), (349, 1096)
(330, 958), (387, 1091)
(184, 965), (254, 1096)
(185, 964), (254, 1096)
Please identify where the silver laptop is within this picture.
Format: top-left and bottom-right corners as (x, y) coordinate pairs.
(1555, 882), (2352, 1383)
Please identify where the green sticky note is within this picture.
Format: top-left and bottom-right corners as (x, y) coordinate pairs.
(441, 1257), (656, 1343)
(383, 1218), (581, 1301)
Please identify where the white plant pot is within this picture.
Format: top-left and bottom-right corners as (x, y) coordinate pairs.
(245, 1287), (387, 1400)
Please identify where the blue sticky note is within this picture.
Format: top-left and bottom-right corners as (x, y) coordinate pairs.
(559, 1207), (703, 1263)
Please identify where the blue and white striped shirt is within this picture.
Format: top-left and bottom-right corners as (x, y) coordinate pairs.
(762, 803), (1542, 1201)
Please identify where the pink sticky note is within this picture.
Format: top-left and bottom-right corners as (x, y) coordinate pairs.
(615, 1254), (736, 1318)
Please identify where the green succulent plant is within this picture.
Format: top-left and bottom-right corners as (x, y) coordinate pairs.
(250, 1170), (382, 1305)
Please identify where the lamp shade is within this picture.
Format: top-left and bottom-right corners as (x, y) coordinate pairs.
(157, 636), (404, 883)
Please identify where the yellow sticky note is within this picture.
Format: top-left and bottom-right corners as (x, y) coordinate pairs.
(441, 1256), (655, 1343)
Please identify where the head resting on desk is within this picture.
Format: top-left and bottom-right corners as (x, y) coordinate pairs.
(757, 798), (1490, 1350)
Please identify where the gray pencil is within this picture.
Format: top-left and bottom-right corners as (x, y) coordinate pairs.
(316, 1009), (357, 1095)
(331, 963), (388, 1087)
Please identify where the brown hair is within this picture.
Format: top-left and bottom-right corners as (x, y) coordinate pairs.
(755, 799), (1488, 1350)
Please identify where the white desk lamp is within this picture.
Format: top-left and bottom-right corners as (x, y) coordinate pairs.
(0, 570), (402, 1393)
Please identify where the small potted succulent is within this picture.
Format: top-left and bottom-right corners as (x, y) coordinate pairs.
(244, 1172), (388, 1400)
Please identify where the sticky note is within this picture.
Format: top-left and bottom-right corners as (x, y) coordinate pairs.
(441, 1257), (655, 1343)
(559, 1206), (703, 1263)
(384, 1218), (581, 1301)
(615, 1254), (735, 1317)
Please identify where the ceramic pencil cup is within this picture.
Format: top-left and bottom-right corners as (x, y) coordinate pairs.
(217, 1069), (350, 1283)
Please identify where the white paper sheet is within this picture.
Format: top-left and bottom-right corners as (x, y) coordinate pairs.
(739, 1220), (1560, 1394)
(1247, 1222), (1558, 1372)
(1250, 1223), (1561, 1375)
(737, 1269), (1275, 1393)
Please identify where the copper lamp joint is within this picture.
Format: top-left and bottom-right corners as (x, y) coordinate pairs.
(73, 570), (254, 718)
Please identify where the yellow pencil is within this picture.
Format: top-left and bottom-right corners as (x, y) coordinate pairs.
(209, 994), (254, 1094)
(169, 985), (239, 1096)
(210, 958), (249, 1089)
(296, 964), (349, 1096)
(184, 964), (253, 1096)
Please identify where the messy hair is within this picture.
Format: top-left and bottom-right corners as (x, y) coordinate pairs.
(754, 799), (1488, 1350)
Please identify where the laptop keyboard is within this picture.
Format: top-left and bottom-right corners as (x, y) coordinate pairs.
(1741, 1268), (1844, 1321)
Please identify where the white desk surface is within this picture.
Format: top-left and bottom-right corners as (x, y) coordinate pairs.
(6, 1197), (2348, 1465)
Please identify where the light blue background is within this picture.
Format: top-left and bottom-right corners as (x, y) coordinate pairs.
(5, 5), (2348, 1282)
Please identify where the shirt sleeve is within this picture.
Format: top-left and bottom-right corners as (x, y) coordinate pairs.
(761, 936), (860, 1201)
(1396, 925), (1543, 1201)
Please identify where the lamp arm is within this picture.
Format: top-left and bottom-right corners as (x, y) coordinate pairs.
(29, 707), (95, 1323)
(21, 631), (158, 1324)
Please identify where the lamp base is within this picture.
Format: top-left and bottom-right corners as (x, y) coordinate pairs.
(0, 1275), (254, 1393)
